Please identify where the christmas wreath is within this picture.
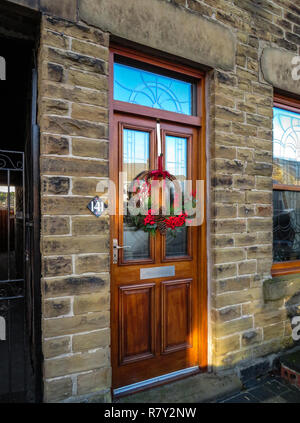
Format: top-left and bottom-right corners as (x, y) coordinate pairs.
(124, 155), (196, 236)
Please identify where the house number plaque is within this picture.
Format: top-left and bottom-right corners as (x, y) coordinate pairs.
(87, 196), (107, 217)
(140, 266), (175, 280)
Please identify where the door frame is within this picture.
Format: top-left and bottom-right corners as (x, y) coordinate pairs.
(108, 44), (207, 393)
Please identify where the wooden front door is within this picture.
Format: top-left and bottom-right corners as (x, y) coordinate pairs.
(110, 47), (207, 392)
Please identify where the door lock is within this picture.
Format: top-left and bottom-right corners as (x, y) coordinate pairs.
(113, 239), (131, 264)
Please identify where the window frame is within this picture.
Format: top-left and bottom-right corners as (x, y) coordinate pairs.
(272, 93), (300, 276)
(109, 44), (205, 127)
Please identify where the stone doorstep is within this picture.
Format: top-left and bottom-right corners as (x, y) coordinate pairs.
(114, 372), (242, 404)
(280, 351), (300, 391)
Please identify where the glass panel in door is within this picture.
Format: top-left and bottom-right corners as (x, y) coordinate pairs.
(165, 135), (188, 257)
(123, 128), (151, 261)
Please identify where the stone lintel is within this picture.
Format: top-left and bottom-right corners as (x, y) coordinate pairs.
(261, 47), (300, 96)
(79, 0), (235, 71)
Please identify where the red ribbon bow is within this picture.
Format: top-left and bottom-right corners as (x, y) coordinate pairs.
(144, 155), (175, 182)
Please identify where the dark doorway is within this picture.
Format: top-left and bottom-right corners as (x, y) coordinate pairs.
(0, 2), (41, 403)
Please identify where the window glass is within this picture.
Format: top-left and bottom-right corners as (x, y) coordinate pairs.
(114, 62), (194, 116)
(273, 106), (300, 263)
(123, 128), (150, 261)
(273, 107), (300, 186)
(165, 135), (188, 257)
(273, 190), (300, 262)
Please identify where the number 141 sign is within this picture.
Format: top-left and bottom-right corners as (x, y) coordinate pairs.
(87, 196), (107, 217)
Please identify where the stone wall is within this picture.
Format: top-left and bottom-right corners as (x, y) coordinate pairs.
(5, 0), (300, 402)
(177, 0), (300, 370)
(38, 16), (111, 402)
(193, 0), (300, 371)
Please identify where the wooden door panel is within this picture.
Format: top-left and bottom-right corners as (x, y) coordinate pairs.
(161, 279), (192, 354)
(111, 111), (206, 391)
(119, 283), (156, 365)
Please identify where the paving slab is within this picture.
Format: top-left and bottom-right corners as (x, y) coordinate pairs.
(220, 373), (300, 403)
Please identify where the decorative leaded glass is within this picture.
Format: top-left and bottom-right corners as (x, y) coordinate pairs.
(273, 190), (300, 262)
(273, 107), (300, 186)
(273, 106), (300, 262)
(165, 136), (188, 257)
(165, 135), (187, 181)
(123, 128), (150, 261)
(114, 62), (193, 115)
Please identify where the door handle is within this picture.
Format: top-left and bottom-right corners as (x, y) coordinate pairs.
(113, 239), (131, 264)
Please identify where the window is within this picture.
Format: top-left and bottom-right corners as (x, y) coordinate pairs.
(114, 59), (195, 115)
(272, 95), (300, 275)
(110, 46), (204, 262)
(110, 48), (201, 127)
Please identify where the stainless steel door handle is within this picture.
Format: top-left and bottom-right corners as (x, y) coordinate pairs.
(113, 239), (131, 264)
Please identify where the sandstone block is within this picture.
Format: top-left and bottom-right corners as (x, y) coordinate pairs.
(263, 322), (285, 341)
(44, 312), (110, 337)
(44, 348), (109, 378)
(42, 116), (108, 139)
(238, 260), (257, 275)
(75, 254), (109, 274)
(44, 377), (73, 402)
(74, 292), (110, 315)
(42, 176), (70, 195)
(242, 329), (262, 346)
(71, 104), (108, 124)
(43, 256), (73, 277)
(71, 39), (109, 61)
(216, 288), (261, 308)
(215, 334), (240, 355)
(42, 216), (70, 236)
(40, 134), (69, 155)
(44, 298), (71, 318)
(77, 367), (111, 395)
(41, 157), (108, 178)
(43, 336), (71, 359)
(216, 316), (253, 337)
(72, 138), (108, 159)
(214, 305), (241, 323)
(73, 328), (110, 352)
(42, 235), (109, 255)
(68, 69), (108, 90)
(44, 274), (109, 297)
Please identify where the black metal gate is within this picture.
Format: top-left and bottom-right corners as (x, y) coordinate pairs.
(0, 149), (34, 402)
(0, 68), (41, 403)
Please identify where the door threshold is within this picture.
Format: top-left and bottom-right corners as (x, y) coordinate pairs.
(113, 366), (200, 398)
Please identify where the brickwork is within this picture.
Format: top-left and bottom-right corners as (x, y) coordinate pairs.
(30, 0), (300, 402)
(38, 16), (111, 402)
(180, 0), (298, 370)
(179, 0), (300, 370)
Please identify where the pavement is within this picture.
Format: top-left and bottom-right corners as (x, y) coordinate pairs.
(216, 372), (300, 403)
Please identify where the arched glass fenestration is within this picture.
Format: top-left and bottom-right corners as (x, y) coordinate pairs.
(113, 61), (195, 116)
